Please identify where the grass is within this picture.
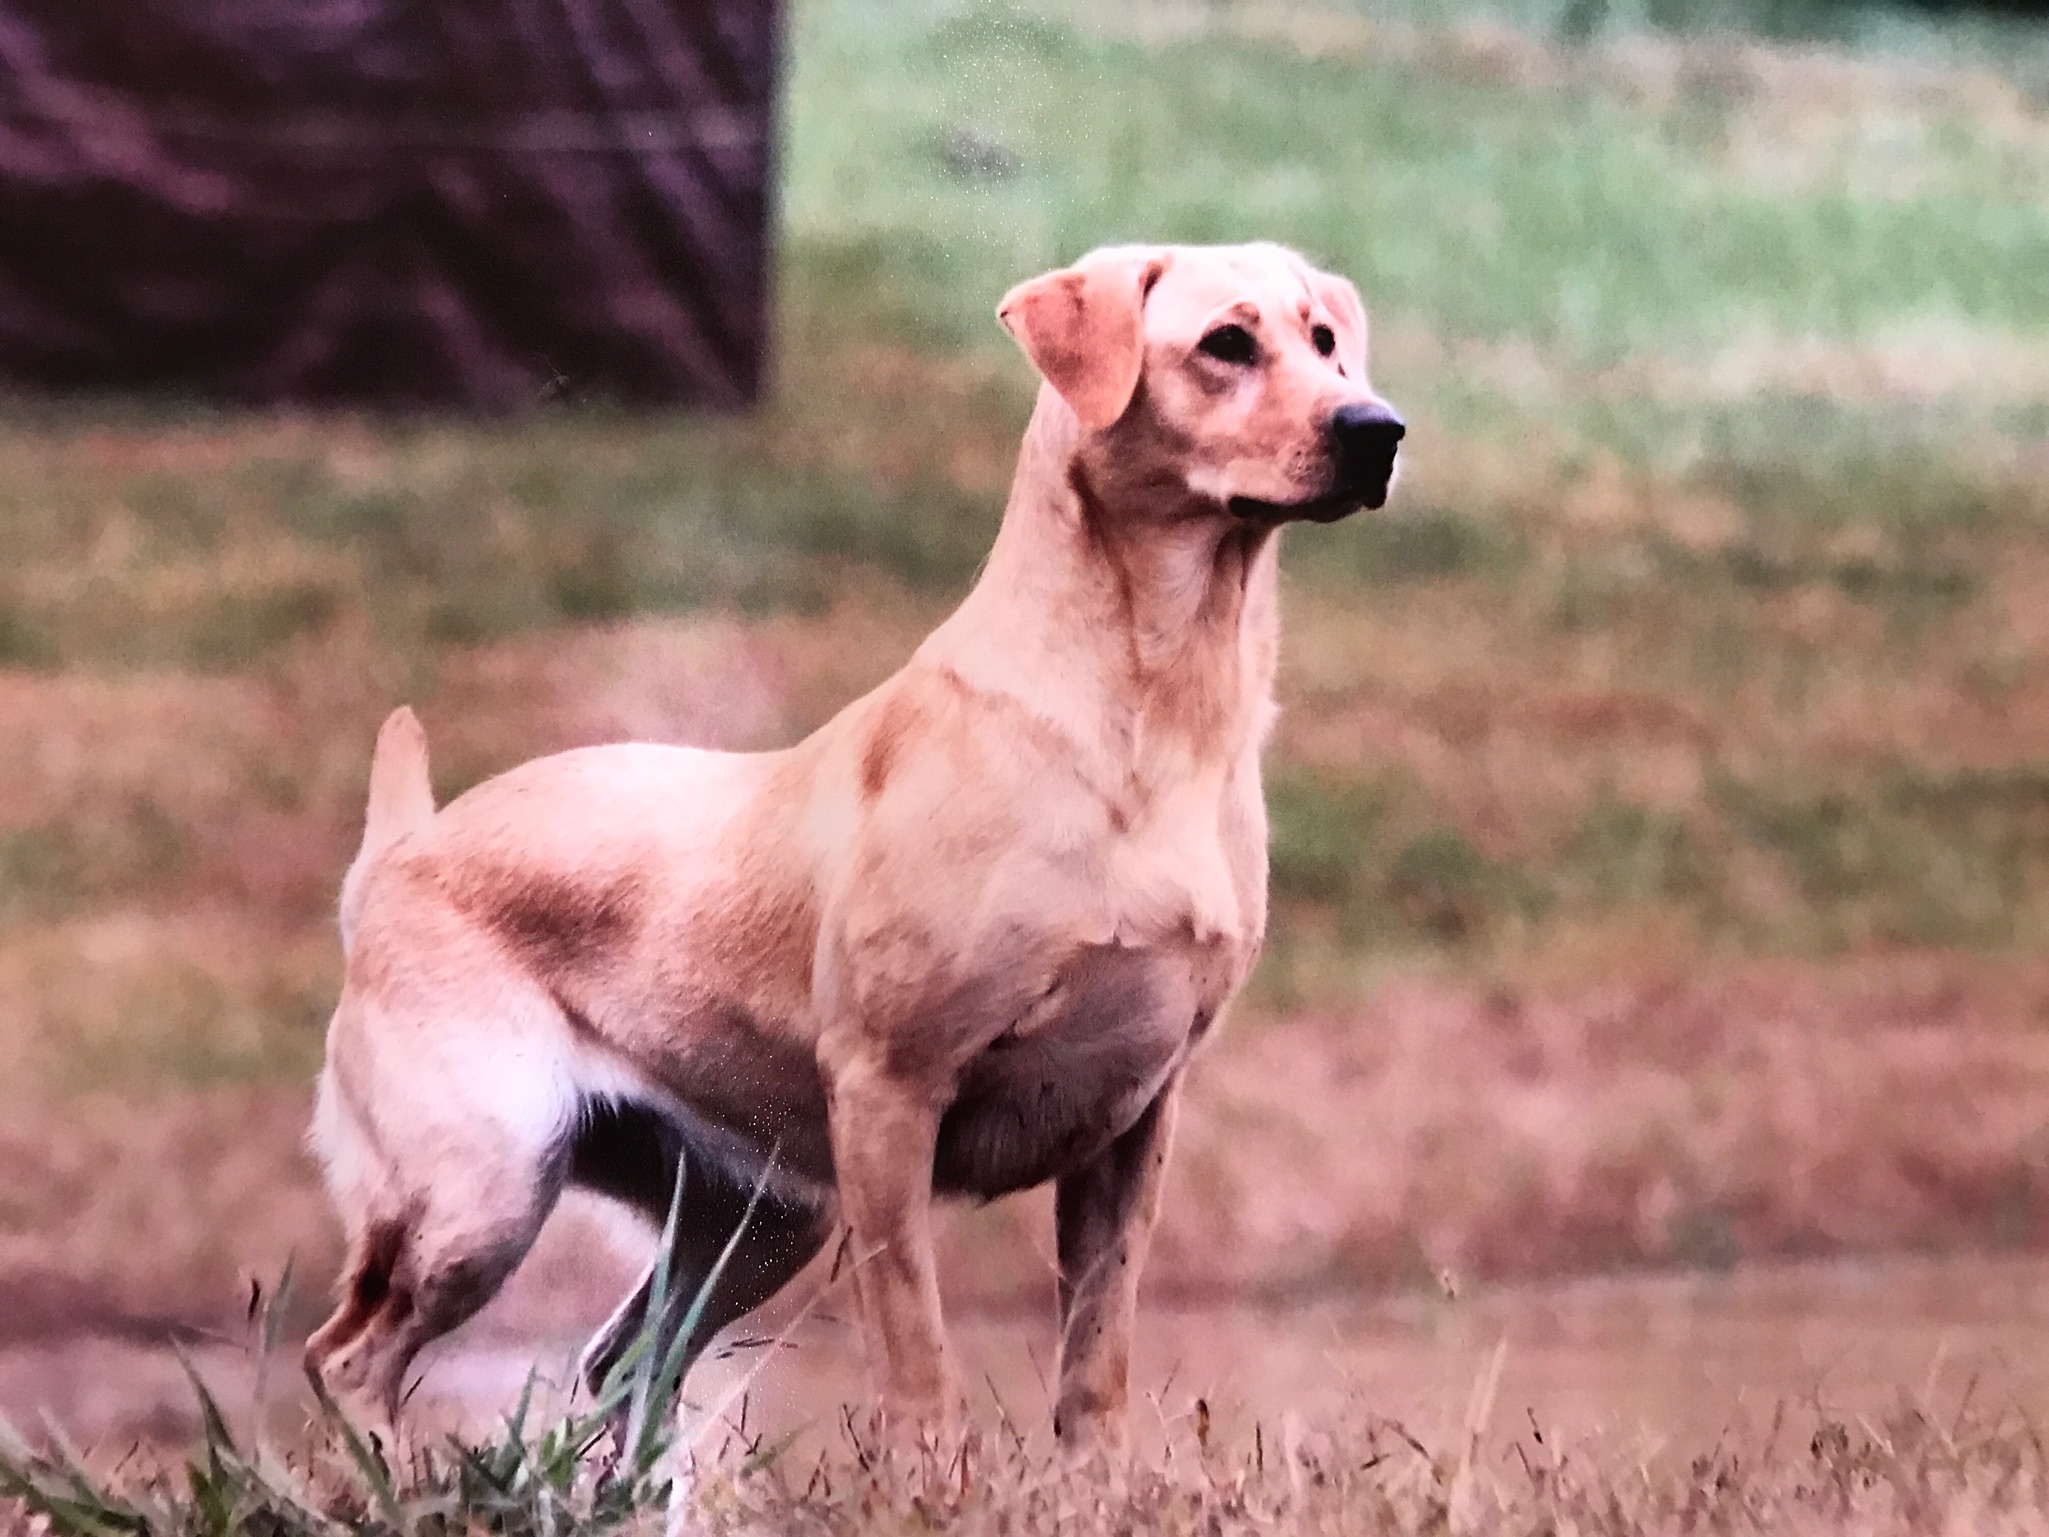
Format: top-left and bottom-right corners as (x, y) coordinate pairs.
(12, 1290), (2049, 1535)
(4, 0), (2049, 1516)
(0, 0), (2047, 1418)
(4, 0), (2047, 974)
(789, 0), (2049, 354)
(0, 1179), (761, 1537)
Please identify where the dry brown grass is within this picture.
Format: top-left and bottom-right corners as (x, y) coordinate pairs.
(679, 1404), (2049, 1537)
(14, 1341), (2049, 1537)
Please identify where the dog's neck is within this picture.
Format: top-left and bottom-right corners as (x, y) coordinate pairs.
(926, 391), (1282, 776)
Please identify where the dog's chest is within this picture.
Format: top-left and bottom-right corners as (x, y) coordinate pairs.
(930, 934), (1233, 1199)
(1104, 773), (1262, 947)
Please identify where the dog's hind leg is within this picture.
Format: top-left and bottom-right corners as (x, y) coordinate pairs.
(304, 992), (579, 1427)
(572, 1107), (834, 1406)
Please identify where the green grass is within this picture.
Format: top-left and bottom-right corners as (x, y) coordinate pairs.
(0, 1175), (746, 1537)
(1259, 760), (2049, 988)
(0, 812), (187, 926)
(784, 0), (2049, 353)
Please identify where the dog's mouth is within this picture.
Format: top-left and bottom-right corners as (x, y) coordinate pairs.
(1227, 479), (1390, 524)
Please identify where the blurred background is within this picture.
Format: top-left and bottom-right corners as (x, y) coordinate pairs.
(2, 0), (2049, 1449)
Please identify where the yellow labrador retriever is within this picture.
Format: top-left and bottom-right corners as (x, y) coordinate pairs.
(305, 241), (1403, 1451)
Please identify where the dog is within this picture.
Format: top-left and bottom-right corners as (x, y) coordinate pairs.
(303, 241), (1403, 1453)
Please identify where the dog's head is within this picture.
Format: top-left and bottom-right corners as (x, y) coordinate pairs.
(998, 242), (1403, 523)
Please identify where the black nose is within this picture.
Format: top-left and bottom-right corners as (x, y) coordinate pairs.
(1327, 401), (1405, 510)
(1330, 400), (1406, 468)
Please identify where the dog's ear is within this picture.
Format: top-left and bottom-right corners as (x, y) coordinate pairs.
(997, 249), (1167, 432)
(1306, 268), (1369, 379)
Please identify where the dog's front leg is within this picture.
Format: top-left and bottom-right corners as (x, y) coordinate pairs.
(825, 1056), (959, 1441)
(1052, 1072), (1184, 1457)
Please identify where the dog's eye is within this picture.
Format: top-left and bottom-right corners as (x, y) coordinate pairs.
(1198, 324), (1257, 365)
(1311, 324), (1337, 358)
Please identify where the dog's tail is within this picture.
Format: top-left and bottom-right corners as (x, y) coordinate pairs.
(339, 707), (436, 957)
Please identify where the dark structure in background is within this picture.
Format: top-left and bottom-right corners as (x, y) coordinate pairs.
(0, 0), (780, 410)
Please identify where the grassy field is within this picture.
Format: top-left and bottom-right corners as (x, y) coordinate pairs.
(4, 0), (2049, 1505)
(5, 0), (2049, 1527)
(15, 1267), (2049, 1536)
(19, 1391), (2049, 1536)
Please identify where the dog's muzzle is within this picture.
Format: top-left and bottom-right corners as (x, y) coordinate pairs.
(1227, 399), (1406, 524)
